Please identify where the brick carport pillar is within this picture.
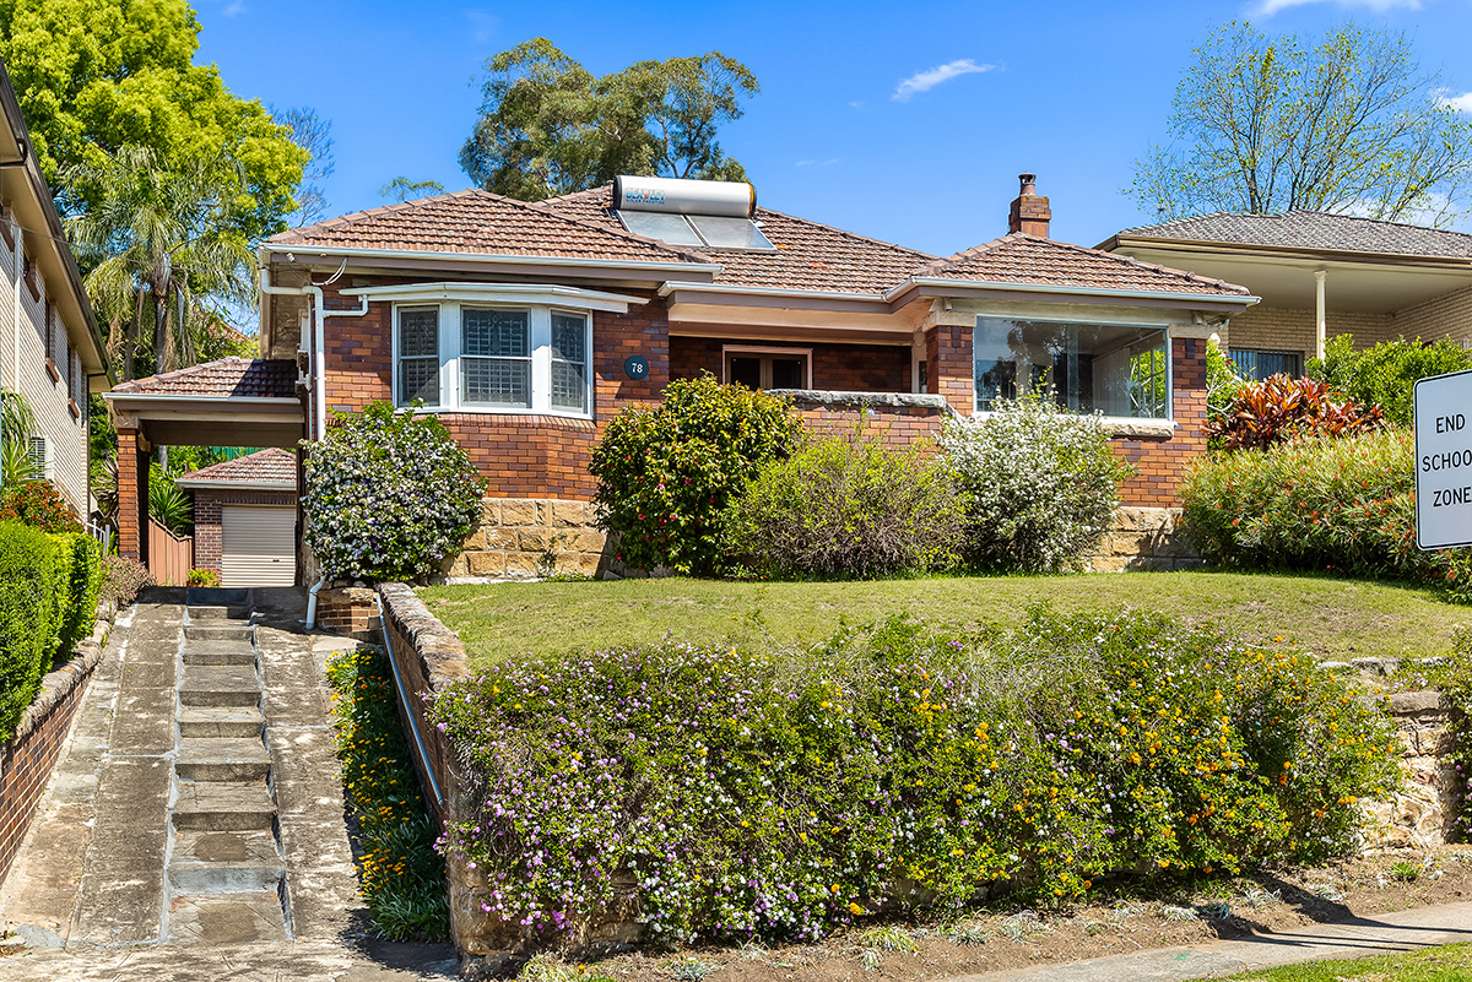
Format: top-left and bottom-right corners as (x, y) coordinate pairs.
(115, 424), (150, 563)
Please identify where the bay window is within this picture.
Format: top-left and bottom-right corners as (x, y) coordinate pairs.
(393, 302), (593, 417)
(974, 316), (1170, 419)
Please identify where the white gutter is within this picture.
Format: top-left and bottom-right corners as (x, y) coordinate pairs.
(658, 280), (889, 304)
(340, 281), (648, 311)
(10, 216), (20, 395)
(102, 393), (301, 406)
(261, 241), (722, 275)
(887, 276), (1261, 307)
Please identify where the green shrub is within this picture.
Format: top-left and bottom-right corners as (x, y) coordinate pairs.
(54, 533), (102, 667)
(1435, 628), (1472, 842)
(939, 398), (1130, 573)
(589, 375), (803, 575)
(1206, 338), (1246, 440)
(723, 432), (964, 579)
(101, 554), (153, 608)
(187, 568), (220, 588)
(302, 402), (486, 583)
(0, 480), (81, 533)
(326, 645), (448, 941)
(432, 609), (1397, 946)
(1181, 430), (1472, 601)
(0, 521), (64, 741)
(1310, 334), (1472, 427)
(147, 464), (193, 535)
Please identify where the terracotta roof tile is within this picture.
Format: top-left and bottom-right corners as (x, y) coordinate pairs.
(542, 185), (936, 296)
(1116, 210), (1472, 259)
(111, 357), (298, 398)
(915, 233), (1253, 297)
(270, 189), (707, 265)
(176, 448), (296, 488)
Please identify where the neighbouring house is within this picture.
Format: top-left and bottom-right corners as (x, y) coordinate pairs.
(105, 172), (1258, 583)
(175, 448), (298, 588)
(0, 59), (108, 516)
(1100, 212), (1472, 378)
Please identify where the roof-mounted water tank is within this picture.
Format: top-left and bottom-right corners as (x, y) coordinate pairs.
(613, 175), (773, 251)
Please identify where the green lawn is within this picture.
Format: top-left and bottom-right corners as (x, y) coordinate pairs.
(418, 571), (1470, 668)
(1206, 942), (1472, 980)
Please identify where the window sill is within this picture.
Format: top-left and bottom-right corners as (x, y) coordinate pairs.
(393, 404), (594, 423)
(24, 275), (39, 303)
(68, 398), (81, 421)
(45, 357), (61, 384)
(971, 409), (1176, 439)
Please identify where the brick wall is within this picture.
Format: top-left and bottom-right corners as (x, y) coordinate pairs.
(191, 488), (300, 572)
(670, 336), (912, 392)
(1112, 338), (1207, 507)
(1394, 284), (1472, 345)
(926, 324), (974, 413)
(116, 428), (148, 562)
(1225, 305), (1397, 361)
(0, 609), (110, 887)
(790, 402), (945, 448)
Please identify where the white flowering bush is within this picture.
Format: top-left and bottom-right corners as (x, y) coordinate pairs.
(302, 402), (486, 582)
(940, 398), (1129, 573)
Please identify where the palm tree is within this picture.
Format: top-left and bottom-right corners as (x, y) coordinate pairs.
(0, 390), (37, 487)
(66, 146), (257, 380)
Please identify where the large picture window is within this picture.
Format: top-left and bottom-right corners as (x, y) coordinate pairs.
(393, 303), (593, 417)
(973, 316), (1170, 419)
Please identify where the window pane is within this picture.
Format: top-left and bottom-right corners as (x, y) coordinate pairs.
(551, 360), (587, 411)
(1230, 349), (1302, 381)
(399, 357), (439, 405)
(463, 308), (528, 357)
(551, 313), (586, 363)
(728, 355), (762, 389)
(770, 356), (804, 389)
(974, 317), (1169, 418)
(398, 308), (438, 357)
(463, 357), (530, 407)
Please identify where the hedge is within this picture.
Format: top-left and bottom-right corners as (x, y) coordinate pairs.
(0, 521), (104, 742)
(432, 609), (1398, 946)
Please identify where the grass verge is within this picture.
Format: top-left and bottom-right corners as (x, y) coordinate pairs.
(419, 571), (1470, 668)
(326, 644), (450, 941)
(1206, 941), (1472, 980)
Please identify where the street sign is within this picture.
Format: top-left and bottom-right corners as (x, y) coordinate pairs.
(1414, 368), (1472, 551)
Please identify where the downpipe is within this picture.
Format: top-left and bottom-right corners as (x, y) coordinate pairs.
(305, 576), (326, 631)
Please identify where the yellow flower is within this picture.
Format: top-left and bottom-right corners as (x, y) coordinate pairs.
(848, 901), (866, 916)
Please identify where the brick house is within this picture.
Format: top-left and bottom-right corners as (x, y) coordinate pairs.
(175, 448), (298, 586)
(1101, 212), (1472, 378)
(106, 173), (1257, 584)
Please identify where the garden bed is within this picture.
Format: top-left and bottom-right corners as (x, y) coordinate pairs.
(419, 571), (1469, 668)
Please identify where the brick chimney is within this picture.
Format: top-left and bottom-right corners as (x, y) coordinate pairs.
(1008, 172), (1051, 237)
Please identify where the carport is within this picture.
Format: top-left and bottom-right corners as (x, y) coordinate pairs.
(101, 357), (304, 573)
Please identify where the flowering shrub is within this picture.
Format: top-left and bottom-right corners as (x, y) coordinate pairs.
(1311, 334), (1472, 428)
(939, 398), (1129, 573)
(1181, 430), (1472, 602)
(326, 645), (448, 940)
(302, 402), (486, 583)
(589, 375), (802, 576)
(723, 432), (965, 579)
(101, 554), (153, 608)
(432, 609), (1397, 946)
(1210, 375), (1383, 452)
(1437, 629), (1472, 841)
(1206, 339), (1245, 446)
(0, 480), (81, 533)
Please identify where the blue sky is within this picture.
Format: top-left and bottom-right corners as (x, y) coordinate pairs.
(196, 0), (1472, 256)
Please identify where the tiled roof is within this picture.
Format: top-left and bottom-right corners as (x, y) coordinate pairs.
(176, 448), (297, 488)
(269, 189), (706, 265)
(110, 357), (298, 398)
(915, 233), (1252, 297)
(1116, 211), (1472, 259)
(542, 185), (937, 296)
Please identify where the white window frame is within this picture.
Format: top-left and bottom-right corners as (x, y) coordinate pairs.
(721, 344), (814, 389)
(391, 301), (595, 419)
(393, 304), (444, 408)
(969, 313), (1174, 425)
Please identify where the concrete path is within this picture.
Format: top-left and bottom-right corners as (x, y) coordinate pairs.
(0, 589), (456, 979)
(952, 899), (1472, 981)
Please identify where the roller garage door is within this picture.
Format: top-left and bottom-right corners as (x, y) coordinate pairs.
(221, 505), (297, 587)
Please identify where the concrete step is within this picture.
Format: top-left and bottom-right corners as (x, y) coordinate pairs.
(182, 640), (256, 667)
(176, 738), (272, 782)
(186, 604), (250, 621)
(184, 623), (253, 643)
(179, 666), (261, 708)
(166, 889), (288, 944)
(168, 829), (285, 894)
(172, 781), (276, 832)
(178, 706), (264, 739)
(186, 587), (249, 607)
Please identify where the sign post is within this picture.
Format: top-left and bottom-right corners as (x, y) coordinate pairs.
(1414, 368), (1472, 551)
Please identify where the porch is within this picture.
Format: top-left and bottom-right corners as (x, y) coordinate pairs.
(102, 358), (304, 571)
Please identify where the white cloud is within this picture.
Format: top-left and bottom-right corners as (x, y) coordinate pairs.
(891, 59), (996, 102)
(222, 0), (245, 15)
(848, 100), (866, 110)
(795, 158), (841, 168)
(1254, 0), (1421, 16)
(464, 8), (499, 44)
(1438, 90), (1472, 113)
